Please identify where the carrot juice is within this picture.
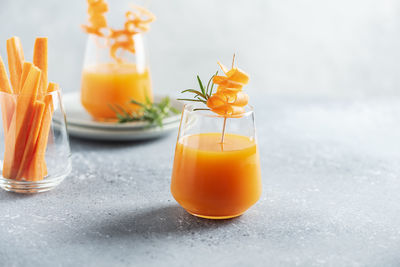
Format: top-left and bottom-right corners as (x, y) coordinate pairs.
(171, 132), (262, 219)
(81, 63), (152, 120)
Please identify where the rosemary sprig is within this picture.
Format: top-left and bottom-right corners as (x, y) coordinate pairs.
(109, 96), (180, 126)
(178, 71), (218, 110)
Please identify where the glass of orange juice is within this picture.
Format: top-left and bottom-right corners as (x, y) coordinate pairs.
(171, 104), (262, 219)
(80, 34), (152, 121)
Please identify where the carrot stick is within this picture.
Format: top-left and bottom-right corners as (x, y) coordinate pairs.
(2, 37), (59, 181)
(46, 82), (58, 94)
(33, 38), (48, 96)
(43, 82), (57, 146)
(16, 100), (45, 179)
(2, 112), (17, 179)
(16, 65), (41, 131)
(18, 64), (40, 96)
(3, 65), (41, 180)
(0, 55), (15, 136)
(0, 55), (12, 94)
(25, 94), (54, 181)
(0, 95), (15, 137)
(19, 62), (33, 91)
(35, 83), (58, 178)
(6, 37), (24, 93)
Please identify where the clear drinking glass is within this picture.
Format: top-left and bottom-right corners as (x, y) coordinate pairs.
(171, 104), (262, 219)
(80, 34), (152, 121)
(0, 90), (71, 193)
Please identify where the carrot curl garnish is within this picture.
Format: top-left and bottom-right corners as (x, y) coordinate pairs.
(82, 1), (155, 63)
(109, 6), (155, 63)
(179, 57), (250, 117)
(178, 56), (250, 143)
(82, 0), (109, 37)
(206, 62), (249, 116)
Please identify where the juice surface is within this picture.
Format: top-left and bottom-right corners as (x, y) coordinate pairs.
(81, 63), (152, 120)
(171, 133), (262, 219)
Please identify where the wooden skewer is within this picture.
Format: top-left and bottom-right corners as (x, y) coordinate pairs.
(220, 53), (236, 144)
(221, 53), (236, 144)
(220, 117), (227, 144)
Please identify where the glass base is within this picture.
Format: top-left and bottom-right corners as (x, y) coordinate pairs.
(186, 210), (244, 220)
(0, 171), (70, 194)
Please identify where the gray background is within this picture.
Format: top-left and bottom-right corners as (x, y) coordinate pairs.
(0, 0), (399, 98)
(0, 1), (400, 267)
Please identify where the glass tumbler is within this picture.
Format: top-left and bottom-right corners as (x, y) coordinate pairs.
(0, 90), (71, 193)
(171, 104), (262, 219)
(80, 34), (153, 121)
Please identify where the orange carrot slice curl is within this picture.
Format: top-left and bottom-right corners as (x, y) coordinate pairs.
(82, 1), (155, 63)
(206, 62), (250, 116)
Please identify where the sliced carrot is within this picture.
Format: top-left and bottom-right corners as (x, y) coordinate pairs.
(231, 92), (248, 106)
(16, 100), (45, 179)
(19, 62), (33, 92)
(226, 68), (249, 84)
(0, 55), (12, 94)
(42, 161), (48, 177)
(25, 82), (57, 181)
(206, 60), (250, 117)
(25, 94), (54, 181)
(16, 65), (41, 132)
(33, 38), (48, 96)
(46, 82), (59, 94)
(0, 95), (15, 137)
(2, 111), (16, 179)
(38, 92), (55, 173)
(3, 66), (41, 180)
(2, 37), (59, 181)
(6, 37), (24, 93)
(38, 83), (58, 174)
(0, 55), (15, 136)
(3, 62), (40, 179)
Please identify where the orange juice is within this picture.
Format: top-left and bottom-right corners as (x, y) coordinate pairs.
(81, 63), (152, 120)
(171, 133), (262, 219)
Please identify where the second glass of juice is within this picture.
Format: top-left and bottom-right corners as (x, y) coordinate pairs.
(171, 104), (262, 219)
(81, 34), (152, 121)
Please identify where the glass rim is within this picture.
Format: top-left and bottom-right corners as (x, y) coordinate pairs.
(183, 103), (254, 118)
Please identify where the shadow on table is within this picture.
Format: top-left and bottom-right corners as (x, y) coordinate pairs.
(80, 204), (235, 241)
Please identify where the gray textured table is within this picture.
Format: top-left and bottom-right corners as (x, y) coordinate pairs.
(0, 95), (399, 267)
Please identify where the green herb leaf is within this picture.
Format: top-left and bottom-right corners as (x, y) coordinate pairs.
(208, 71), (218, 96)
(110, 96), (179, 126)
(206, 71), (218, 97)
(193, 108), (211, 111)
(197, 75), (205, 96)
(178, 72), (218, 106)
(181, 89), (207, 99)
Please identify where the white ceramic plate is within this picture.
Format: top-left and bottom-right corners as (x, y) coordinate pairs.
(66, 120), (180, 141)
(62, 92), (183, 141)
(63, 92), (182, 130)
